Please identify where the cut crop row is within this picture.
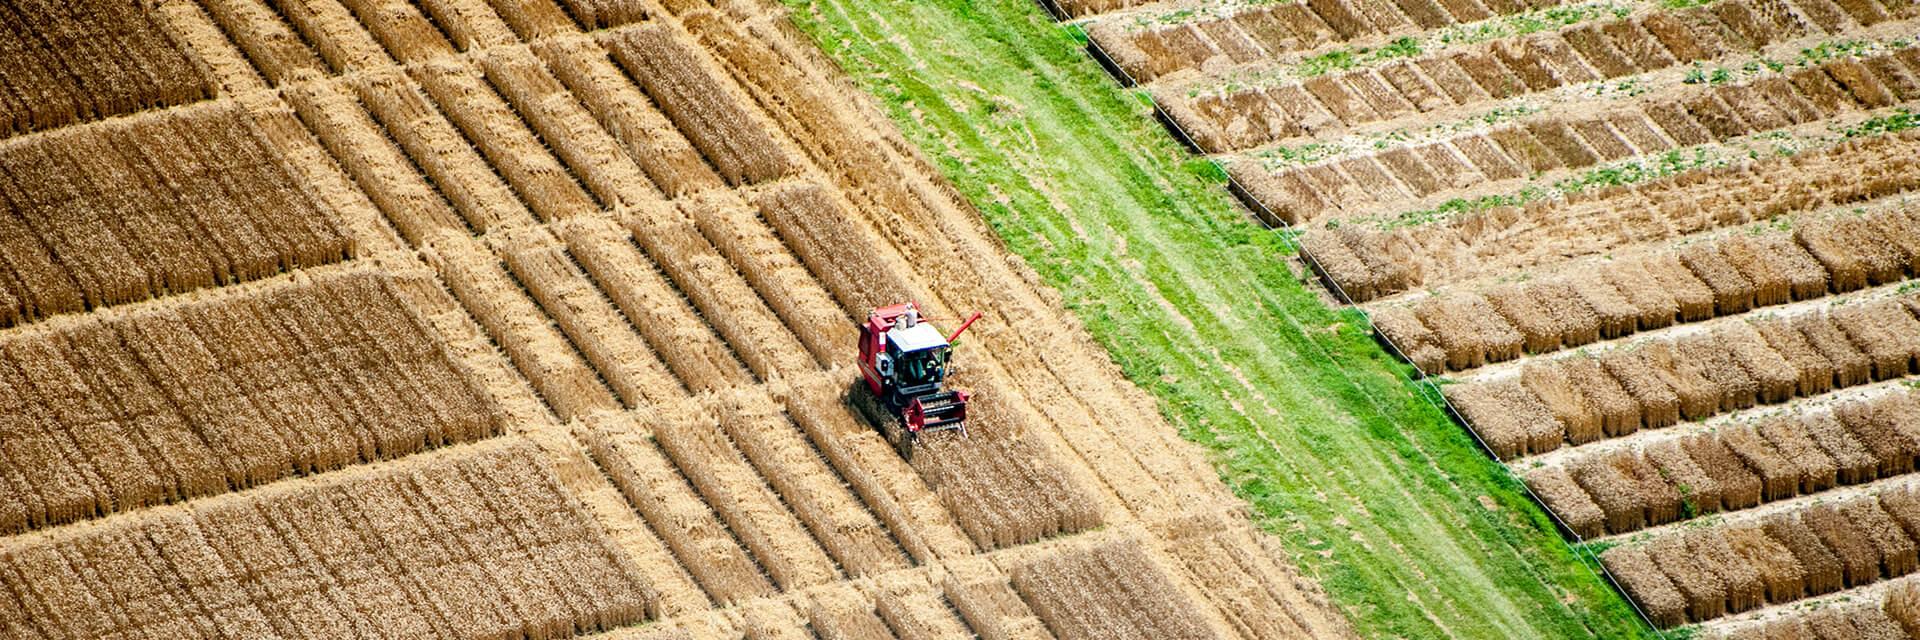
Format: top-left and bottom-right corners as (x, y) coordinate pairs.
(1303, 124), (1920, 303)
(0, 102), (352, 328)
(1259, 45), (1920, 228)
(0, 440), (652, 639)
(1447, 292), (1920, 459)
(0, 0), (211, 136)
(1088, 0), (1571, 80)
(1372, 204), (1918, 373)
(1172, 0), (1893, 152)
(1527, 382), (1920, 538)
(0, 270), (500, 535)
(1602, 483), (1920, 627)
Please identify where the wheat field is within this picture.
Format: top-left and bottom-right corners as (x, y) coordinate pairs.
(0, 0), (1353, 638)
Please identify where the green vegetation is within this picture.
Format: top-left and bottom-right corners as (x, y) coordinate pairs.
(1683, 64), (1733, 85)
(1435, 1), (1633, 46)
(786, 0), (1652, 638)
(1294, 36), (1423, 77)
(1846, 109), (1919, 138)
(1385, 148), (1723, 228)
(1799, 39), (1879, 65)
(1251, 141), (1341, 167)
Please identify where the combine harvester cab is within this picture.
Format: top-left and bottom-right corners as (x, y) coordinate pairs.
(856, 302), (982, 458)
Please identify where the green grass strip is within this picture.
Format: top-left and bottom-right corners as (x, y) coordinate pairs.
(783, 0), (1653, 637)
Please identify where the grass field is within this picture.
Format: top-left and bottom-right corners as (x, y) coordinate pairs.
(784, 1), (1654, 637)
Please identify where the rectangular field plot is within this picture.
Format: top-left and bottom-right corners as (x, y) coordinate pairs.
(0, 0), (213, 137)
(1009, 538), (1218, 639)
(0, 101), (354, 328)
(0, 440), (652, 640)
(0, 269), (500, 535)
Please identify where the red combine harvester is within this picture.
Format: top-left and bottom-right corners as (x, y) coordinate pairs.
(857, 302), (982, 457)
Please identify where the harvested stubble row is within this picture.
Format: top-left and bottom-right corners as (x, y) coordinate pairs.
(1086, 0), (1568, 80)
(1447, 293), (1920, 460)
(0, 0), (212, 136)
(1010, 538), (1217, 639)
(0, 440), (653, 640)
(1372, 207), (1913, 374)
(1309, 127), (1920, 302)
(0, 270), (499, 536)
(1167, 0), (1920, 152)
(1526, 385), (1920, 538)
(0, 101), (353, 328)
(1264, 47), (1920, 228)
(1602, 484), (1920, 627)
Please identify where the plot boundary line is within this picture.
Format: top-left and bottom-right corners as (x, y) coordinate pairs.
(1057, 15), (1671, 638)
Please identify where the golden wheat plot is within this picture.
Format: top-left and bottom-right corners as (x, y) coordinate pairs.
(0, 269), (498, 535)
(335, 0), (458, 63)
(0, 0), (212, 135)
(0, 102), (352, 326)
(422, 233), (618, 418)
(281, 80), (472, 243)
(0, 441), (653, 640)
(410, 57), (600, 222)
(804, 585), (896, 640)
(554, 216), (753, 391)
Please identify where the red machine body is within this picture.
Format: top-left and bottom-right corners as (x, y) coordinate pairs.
(857, 302), (981, 445)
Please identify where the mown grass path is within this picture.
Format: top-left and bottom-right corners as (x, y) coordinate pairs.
(784, 1), (1654, 637)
